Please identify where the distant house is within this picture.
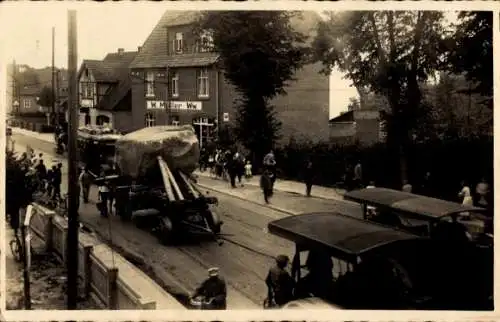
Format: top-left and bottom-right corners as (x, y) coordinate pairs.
(128, 11), (330, 148)
(329, 110), (385, 146)
(77, 48), (137, 132)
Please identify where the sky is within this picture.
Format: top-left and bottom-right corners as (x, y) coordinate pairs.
(0, 3), (458, 119)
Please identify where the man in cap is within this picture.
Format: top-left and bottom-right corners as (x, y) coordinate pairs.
(265, 254), (295, 307)
(191, 267), (227, 309)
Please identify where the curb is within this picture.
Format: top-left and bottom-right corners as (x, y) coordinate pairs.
(194, 172), (346, 202)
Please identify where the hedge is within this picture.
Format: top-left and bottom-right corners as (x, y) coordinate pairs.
(274, 136), (493, 202)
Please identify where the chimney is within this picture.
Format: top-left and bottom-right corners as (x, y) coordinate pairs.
(137, 46), (142, 52)
(118, 48), (124, 55)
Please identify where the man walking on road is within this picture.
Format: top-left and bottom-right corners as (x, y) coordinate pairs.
(303, 158), (314, 197)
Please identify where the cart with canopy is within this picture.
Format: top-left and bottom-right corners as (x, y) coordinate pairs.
(267, 211), (493, 310)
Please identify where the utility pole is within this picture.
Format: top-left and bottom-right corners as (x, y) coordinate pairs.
(164, 25), (172, 125)
(66, 10), (79, 310)
(52, 27), (56, 127)
(55, 69), (60, 124)
(12, 59), (17, 114)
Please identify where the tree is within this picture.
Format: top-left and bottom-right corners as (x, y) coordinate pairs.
(194, 11), (308, 162)
(347, 97), (360, 111)
(444, 11), (492, 105)
(313, 11), (448, 184)
(37, 86), (55, 108)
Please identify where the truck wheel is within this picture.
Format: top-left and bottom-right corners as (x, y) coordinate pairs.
(157, 216), (175, 245)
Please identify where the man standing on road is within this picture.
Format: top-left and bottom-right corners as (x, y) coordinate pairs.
(79, 167), (92, 203)
(52, 163), (63, 201)
(353, 160), (363, 189)
(191, 267), (227, 309)
(265, 254), (295, 308)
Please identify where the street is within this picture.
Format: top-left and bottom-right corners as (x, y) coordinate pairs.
(10, 132), (361, 308)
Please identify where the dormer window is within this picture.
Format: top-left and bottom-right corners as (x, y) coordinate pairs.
(175, 33), (183, 53)
(199, 30), (214, 53)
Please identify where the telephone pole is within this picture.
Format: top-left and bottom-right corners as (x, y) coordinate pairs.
(52, 27), (56, 126)
(66, 10), (79, 310)
(12, 59), (17, 114)
(55, 69), (60, 123)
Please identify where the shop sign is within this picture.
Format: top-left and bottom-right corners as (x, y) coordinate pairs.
(171, 101), (202, 111)
(147, 100), (167, 110)
(80, 99), (93, 108)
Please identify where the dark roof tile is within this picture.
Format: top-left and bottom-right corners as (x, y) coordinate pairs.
(130, 11), (204, 69)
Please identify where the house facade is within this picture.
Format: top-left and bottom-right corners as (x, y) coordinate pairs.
(329, 110), (385, 146)
(129, 11), (330, 147)
(77, 49), (137, 132)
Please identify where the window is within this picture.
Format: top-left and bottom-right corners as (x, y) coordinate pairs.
(145, 71), (155, 97)
(171, 72), (179, 97)
(171, 115), (180, 126)
(175, 33), (183, 53)
(86, 83), (93, 98)
(199, 30), (214, 52)
(197, 69), (209, 98)
(23, 99), (31, 109)
(145, 112), (156, 127)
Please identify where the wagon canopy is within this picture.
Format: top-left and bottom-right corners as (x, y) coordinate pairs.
(114, 125), (200, 179)
(268, 212), (421, 262)
(78, 126), (123, 143)
(344, 188), (487, 220)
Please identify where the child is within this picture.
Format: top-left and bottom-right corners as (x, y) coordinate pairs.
(244, 160), (253, 180)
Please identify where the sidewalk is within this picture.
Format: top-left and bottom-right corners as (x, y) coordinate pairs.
(194, 170), (346, 202)
(195, 175), (360, 217)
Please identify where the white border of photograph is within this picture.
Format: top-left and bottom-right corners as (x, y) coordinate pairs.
(0, 0), (498, 321)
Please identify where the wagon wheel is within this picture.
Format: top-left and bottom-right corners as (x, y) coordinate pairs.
(157, 216), (176, 245)
(206, 210), (222, 234)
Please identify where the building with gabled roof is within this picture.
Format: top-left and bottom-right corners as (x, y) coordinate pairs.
(128, 10), (330, 148)
(77, 48), (137, 132)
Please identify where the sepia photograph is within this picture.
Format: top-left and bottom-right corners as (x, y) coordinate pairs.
(1, 1), (494, 320)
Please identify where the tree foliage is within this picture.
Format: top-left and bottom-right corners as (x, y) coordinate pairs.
(37, 85), (55, 108)
(194, 11), (308, 161)
(6, 150), (34, 227)
(313, 11), (449, 183)
(444, 11), (493, 101)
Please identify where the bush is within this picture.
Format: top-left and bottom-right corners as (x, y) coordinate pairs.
(274, 136), (493, 201)
(40, 124), (55, 133)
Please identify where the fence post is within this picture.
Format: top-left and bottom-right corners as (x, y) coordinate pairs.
(83, 245), (92, 298)
(108, 268), (118, 309)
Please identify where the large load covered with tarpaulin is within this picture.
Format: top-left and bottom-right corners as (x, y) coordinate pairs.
(114, 125), (199, 179)
(107, 125), (222, 244)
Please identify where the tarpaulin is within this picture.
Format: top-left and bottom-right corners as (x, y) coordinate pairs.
(114, 125), (200, 179)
